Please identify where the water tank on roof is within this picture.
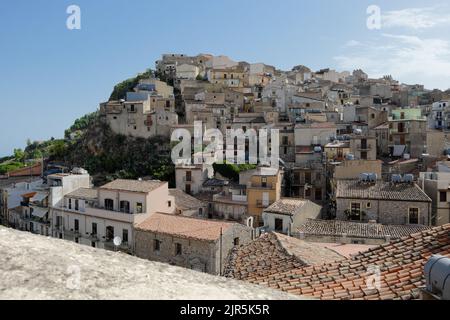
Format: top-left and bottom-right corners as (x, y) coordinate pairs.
(359, 173), (370, 182)
(368, 173), (378, 182)
(391, 174), (403, 183)
(424, 255), (450, 300)
(404, 154), (411, 160)
(314, 146), (322, 153)
(404, 174), (414, 183)
(346, 154), (355, 161)
(353, 129), (363, 135)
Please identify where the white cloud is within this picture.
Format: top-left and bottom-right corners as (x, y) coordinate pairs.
(344, 40), (362, 47)
(334, 34), (450, 90)
(382, 7), (450, 30)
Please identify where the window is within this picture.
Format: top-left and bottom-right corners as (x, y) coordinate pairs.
(92, 222), (97, 235)
(105, 199), (114, 211)
(262, 177), (268, 188)
(75, 237), (79, 243)
(120, 201), (130, 213)
(136, 202), (143, 213)
(199, 208), (203, 216)
(175, 243), (182, 255)
(122, 229), (128, 243)
(315, 189), (322, 201)
(154, 239), (161, 252)
(185, 184), (191, 195)
(75, 199), (79, 211)
(275, 218), (283, 232)
(350, 203), (361, 221)
(366, 202), (371, 209)
(106, 226), (114, 241)
(186, 171), (192, 182)
(68, 198), (72, 210)
(168, 200), (172, 208)
(234, 237), (240, 246)
(305, 172), (312, 184)
(409, 208), (419, 224)
(91, 241), (96, 248)
(74, 219), (79, 232)
(440, 191), (447, 202)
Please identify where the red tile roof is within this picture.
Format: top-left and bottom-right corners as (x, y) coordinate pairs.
(136, 213), (235, 242)
(227, 224), (450, 300)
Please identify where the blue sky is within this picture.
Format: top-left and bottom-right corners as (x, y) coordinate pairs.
(1, 0), (450, 157)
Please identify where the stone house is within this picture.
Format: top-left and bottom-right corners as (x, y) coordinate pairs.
(262, 198), (322, 235)
(335, 180), (432, 226)
(349, 135), (377, 160)
(134, 213), (252, 275)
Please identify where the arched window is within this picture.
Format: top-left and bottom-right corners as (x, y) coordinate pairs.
(120, 200), (130, 214)
(104, 199), (114, 211)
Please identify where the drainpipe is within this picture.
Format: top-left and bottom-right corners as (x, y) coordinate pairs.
(219, 227), (223, 276)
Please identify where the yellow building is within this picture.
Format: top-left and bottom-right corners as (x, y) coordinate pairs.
(245, 168), (282, 227)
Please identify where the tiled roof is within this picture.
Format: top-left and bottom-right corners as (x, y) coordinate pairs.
(264, 198), (307, 216)
(100, 179), (164, 193)
(336, 180), (431, 202)
(229, 224), (450, 300)
(136, 213), (235, 242)
(66, 188), (98, 200)
(224, 233), (344, 280)
(298, 219), (430, 240)
(169, 189), (206, 211)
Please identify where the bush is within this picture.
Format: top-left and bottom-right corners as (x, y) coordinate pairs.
(213, 162), (257, 182)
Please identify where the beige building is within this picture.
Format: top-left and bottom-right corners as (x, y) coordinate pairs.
(349, 135), (377, 160)
(134, 213), (252, 275)
(418, 172), (450, 225)
(262, 198), (322, 235)
(175, 164), (213, 195)
(50, 179), (173, 253)
(246, 167), (282, 227)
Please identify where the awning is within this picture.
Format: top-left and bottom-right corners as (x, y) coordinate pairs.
(393, 145), (406, 157)
(31, 206), (48, 218)
(31, 192), (48, 202)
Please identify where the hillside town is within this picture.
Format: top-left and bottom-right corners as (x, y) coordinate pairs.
(1, 53), (450, 300)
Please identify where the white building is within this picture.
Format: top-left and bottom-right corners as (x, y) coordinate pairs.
(50, 179), (174, 253)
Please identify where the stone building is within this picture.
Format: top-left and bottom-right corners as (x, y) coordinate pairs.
(262, 198), (322, 235)
(134, 213), (252, 275)
(335, 180), (432, 225)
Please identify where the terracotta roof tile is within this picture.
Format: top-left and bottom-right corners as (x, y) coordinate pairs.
(227, 224), (450, 300)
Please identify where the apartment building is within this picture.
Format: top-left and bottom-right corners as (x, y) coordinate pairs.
(418, 172), (450, 226)
(50, 179), (173, 253)
(349, 135), (377, 160)
(388, 108), (427, 158)
(245, 167), (282, 227)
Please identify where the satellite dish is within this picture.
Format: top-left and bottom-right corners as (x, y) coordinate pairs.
(113, 236), (122, 247)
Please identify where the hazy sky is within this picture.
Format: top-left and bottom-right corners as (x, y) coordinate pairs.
(1, 0), (450, 156)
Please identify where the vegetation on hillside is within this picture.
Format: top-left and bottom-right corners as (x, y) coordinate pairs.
(109, 69), (155, 101)
(213, 162), (257, 182)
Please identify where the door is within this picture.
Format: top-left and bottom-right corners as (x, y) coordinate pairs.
(275, 218), (283, 232)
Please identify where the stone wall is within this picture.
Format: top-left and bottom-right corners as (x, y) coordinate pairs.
(336, 198), (430, 225)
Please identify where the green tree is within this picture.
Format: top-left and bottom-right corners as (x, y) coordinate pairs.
(13, 149), (25, 162)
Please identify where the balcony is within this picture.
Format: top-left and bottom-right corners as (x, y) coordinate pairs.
(183, 176), (193, 183)
(390, 128), (409, 134)
(248, 183), (275, 190)
(356, 144), (372, 151)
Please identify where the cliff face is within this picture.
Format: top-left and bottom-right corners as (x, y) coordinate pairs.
(0, 227), (300, 300)
(64, 117), (174, 186)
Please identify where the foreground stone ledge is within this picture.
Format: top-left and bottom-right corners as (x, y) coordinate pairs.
(0, 227), (303, 300)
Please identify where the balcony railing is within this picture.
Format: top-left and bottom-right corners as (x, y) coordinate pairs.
(357, 144), (372, 150)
